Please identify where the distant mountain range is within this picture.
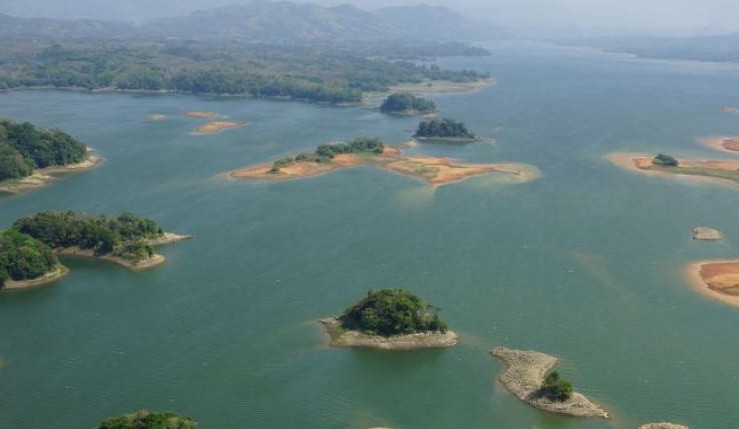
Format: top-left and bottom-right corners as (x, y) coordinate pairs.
(0, 1), (500, 43)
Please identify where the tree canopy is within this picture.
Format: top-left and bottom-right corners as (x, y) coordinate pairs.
(414, 118), (475, 139)
(0, 229), (59, 288)
(537, 370), (574, 402)
(0, 119), (88, 181)
(95, 410), (196, 429)
(12, 211), (162, 261)
(339, 288), (448, 336)
(380, 93), (436, 114)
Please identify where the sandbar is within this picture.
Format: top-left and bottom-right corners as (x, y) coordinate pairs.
(639, 423), (690, 429)
(195, 121), (245, 134)
(228, 144), (538, 187)
(691, 226), (723, 241)
(147, 114), (167, 121)
(491, 347), (609, 419)
(607, 152), (739, 187)
(686, 259), (739, 308)
(0, 155), (103, 194)
(721, 106), (739, 114)
(183, 111), (221, 119)
(320, 318), (457, 350)
(2, 265), (69, 290)
(699, 136), (739, 153)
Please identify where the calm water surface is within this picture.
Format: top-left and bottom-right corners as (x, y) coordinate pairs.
(1, 41), (739, 429)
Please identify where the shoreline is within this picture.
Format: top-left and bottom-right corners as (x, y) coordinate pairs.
(685, 259), (739, 308)
(320, 318), (458, 350)
(491, 347), (609, 419)
(0, 154), (103, 195)
(2, 265), (70, 290)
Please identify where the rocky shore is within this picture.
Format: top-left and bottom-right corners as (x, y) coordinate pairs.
(320, 318), (457, 350)
(491, 347), (609, 419)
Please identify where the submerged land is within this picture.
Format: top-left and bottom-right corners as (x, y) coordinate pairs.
(229, 141), (538, 187)
(491, 347), (609, 419)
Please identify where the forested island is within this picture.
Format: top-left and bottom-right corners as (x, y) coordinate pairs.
(0, 210), (192, 290)
(413, 118), (477, 141)
(320, 289), (458, 350)
(95, 410), (196, 429)
(0, 119), (100, 193)
(229, 137), (539, 186)
(379, 93), (436, 115)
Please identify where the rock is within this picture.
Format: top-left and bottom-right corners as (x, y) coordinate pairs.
(692, 227), (724, 241)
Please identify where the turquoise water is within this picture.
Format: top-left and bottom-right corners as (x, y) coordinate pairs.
(2, 41), (739, 429)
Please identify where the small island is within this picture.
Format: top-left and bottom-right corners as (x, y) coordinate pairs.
(0, 119), (102, 194)
(95, 410), (196, 429)
(608, 152), (739, 187)
(195, 121), (245, 134)
(12, 211), (191, 272)
(639, 424), (691, 429)
(686, 259), (739, 308)
(691, 226), (723, 241)
(228, 137), (538, 187)
(700, 136), (739, 153)
(320, 289), (458, 350)
(0, 229), (68, 290)
(182, 111), (221, 119)
(491, 347), (609, 419)
(379, 93), (436, 115)
(413, 118), (478, 142)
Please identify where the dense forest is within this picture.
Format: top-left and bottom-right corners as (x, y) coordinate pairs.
(95, 410), (196, 429)
(414, 118), (476, 139)
(339, 289), (448, 336)
(13, 211), (163, 261)
(271, 137), (384, 171)
(0, 229), (59, 288)
(0, 41), (490, 104)
(0, 119), (89, 181)
(380, 93), (436, 114)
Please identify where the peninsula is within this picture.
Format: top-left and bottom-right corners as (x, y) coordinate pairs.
(491, 347), (609, 419)
(608, 152), (739, 187)
(321, 289), (457, 350)
(12, 211), (191, 272)
(228, 137), (538, 187)
(0, 119), (102, 194)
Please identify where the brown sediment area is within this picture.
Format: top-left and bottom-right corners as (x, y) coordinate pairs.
(319, 318), (457, 350)
(2, 265), (69, 290)
(639, 423), (691, 429)
(491, 347), (609, 419)
(183, 111), (221, 119)
(0, 155), (103, 195)
(228, 144), (538, 187)
(607, 152), (739, 187)
(195, 121), (245, 134)
(699, 136), (739, 153)
(686, 259), (739, 308)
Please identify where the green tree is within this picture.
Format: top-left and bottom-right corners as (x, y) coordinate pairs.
(537, 370), (574, 402)
(95, 410), (196, 429)
(652, 153), (679, 167)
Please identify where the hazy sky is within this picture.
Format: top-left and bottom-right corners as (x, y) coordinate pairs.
(2, 0), (739, 35)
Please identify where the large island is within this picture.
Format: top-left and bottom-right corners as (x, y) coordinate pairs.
(321, 289), (458, 350)
(228, 137), (538, 186)
(0, 119), (102, 194)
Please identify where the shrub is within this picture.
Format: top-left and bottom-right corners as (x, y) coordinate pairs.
(537, 370), (574, 402)
(652, 153), (679, 167)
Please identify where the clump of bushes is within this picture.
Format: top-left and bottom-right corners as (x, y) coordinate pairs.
(537, 370), (573, 402)
(652, 153), (679, 167)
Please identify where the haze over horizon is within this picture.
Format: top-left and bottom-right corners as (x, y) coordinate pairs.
(0, 0), (738, 37)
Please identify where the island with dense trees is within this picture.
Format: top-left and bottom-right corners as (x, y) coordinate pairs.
(94, 410), (196, 429)
(608, 152), (739, 187)
(413, 118), (478, 141)
(229, 137), (539, 186)
(379, 93), (437, 115)
(320, 289), (458, 350)
(0, 229), (68, 290)
(11, 211), (191, 272)
(491, 347), (609, 418)
(0, 119), (101, 194)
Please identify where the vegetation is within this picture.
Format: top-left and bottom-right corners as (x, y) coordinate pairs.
(339, 289), (448, 337)
(0, 229), (59, 288)
(95, 410), (196, 429)
(380, 93), (436, 114)
(414, 118), (475, 139)
(0, 41), (490, 105)
(12, 211), (163, 261)
(537, 370), (574, 402)
(652, 153), (679, 167)
(271, 137), (384, 172)
(0, 119), (88, 181)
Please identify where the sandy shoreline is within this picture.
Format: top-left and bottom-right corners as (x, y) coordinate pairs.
(685, 259), (739, 308)
(639, 423), (690, 429)
(0, 155), (103, 194)
(491, 347), (609, 419)
(320, 318), (458, 350)
(3, 265), (70, 290)
(228, 144), (539, 187)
